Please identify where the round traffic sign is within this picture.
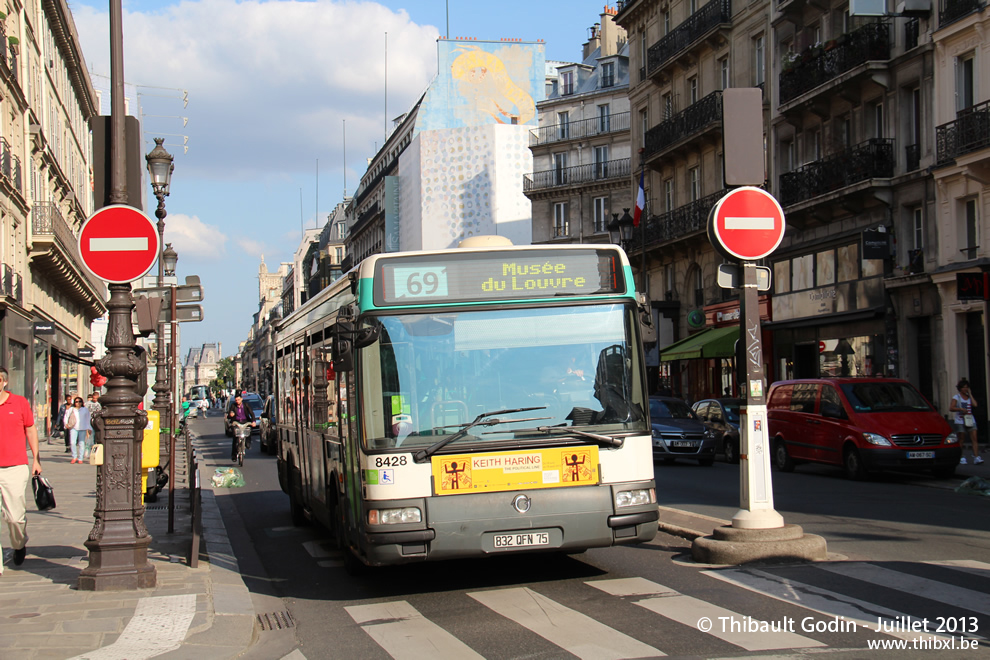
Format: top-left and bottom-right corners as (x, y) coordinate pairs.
(78, 205), (160, 283)
(709, 187), (786, 261)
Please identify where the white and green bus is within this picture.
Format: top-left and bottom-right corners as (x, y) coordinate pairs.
(273, 237), (658, 568)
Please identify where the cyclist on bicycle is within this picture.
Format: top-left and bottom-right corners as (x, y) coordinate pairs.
(227, 392), (257, 462)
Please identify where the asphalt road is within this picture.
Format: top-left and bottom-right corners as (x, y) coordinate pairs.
(191, 412), (990, 659)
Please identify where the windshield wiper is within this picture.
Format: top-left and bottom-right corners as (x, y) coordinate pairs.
(413, 407), (549, 463)
(501, 424), (626, 448)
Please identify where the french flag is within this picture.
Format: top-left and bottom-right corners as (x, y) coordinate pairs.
(633, 170), (645, 227)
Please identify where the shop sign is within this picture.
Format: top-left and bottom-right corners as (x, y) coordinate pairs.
(862, 229), (890, 260)
(772, 278), (883, 321)
(33, 322), (55, 335)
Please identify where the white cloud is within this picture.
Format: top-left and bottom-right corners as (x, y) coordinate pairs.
(236, 237), (268, 257)
(164, 213), (228, 257)
(73, 0), (439, 181)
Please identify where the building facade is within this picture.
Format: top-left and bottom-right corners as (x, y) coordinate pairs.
(526, 8), (634, 246)
(1, 0), (104, 435)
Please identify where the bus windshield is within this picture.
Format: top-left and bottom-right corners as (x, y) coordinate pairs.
(359, 303), (647, 450)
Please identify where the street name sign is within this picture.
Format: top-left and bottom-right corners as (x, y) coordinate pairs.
(717, 263), (771, 290)
(708, 187), (786, 261)
(78, 205), (160, 283)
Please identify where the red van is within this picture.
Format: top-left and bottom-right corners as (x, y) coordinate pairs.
(767, 378), (960, 479)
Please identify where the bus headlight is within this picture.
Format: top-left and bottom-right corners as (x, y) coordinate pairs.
(615, 488), (655, 508)
(368, 507), (422, 525)
(862, 432), (892, 446)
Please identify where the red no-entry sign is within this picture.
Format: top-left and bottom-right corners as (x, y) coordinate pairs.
(78, 205), (160, 283)
(709, 187), (786, 261)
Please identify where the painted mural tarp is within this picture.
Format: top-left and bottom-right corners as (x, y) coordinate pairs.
(415, 39), (546, 135)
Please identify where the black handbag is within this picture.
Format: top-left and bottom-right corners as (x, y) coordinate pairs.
(32, 475), (56, 511)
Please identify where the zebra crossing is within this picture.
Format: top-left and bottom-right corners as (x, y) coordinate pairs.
(335, 559), (990, 659)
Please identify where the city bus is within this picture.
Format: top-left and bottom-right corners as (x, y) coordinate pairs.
(273, 237), (658, 569)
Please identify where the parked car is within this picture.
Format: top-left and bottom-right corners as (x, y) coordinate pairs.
(259, 395), (277, 455)
(692, 398), (743, 464)
(224, 392), (265, 437)
(767, 378), (959, 480)
(649, 396), (716, 466)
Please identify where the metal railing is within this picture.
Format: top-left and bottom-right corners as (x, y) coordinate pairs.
(779, 138), (894, 207)
(531, 111), (630, 146)
(647, 0), (731, 76)
(524, 157), (631, 192)
(936, 99), (990, 165)
(641, 189), (728, 248)
(779, 22), (890, 105)
(644, 91), (721, 160)
(1, 263), (23, 304)
(940, 0), (982, 25)
(32, 201), (106, 294)
(0, 137), (22, 191)
(906, 143), (920, 171)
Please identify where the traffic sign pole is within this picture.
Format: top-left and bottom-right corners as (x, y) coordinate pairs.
(733, 261), (784, 530)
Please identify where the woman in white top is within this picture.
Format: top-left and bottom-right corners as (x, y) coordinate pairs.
(950, 378), (983, 466)
(67, 397), (93, 464)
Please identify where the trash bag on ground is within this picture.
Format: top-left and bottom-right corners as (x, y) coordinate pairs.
(955, 476), (990, 496)
(212, 467), (245, 488)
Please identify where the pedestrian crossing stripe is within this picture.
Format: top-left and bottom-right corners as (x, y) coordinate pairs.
(344, 561), (988, 659)
(703, 567), (957, 644)
(588, 577), (824, 651)
(346, 601), (485, 659)
(468, 587), (663, 659)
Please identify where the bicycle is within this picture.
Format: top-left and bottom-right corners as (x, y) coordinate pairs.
(233, 422), (252, 467)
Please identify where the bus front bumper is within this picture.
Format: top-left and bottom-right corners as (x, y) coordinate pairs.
(359, 482), (658, 566)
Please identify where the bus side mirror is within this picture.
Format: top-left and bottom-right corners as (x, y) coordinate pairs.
(638, 293), (657, 345)
(333, 325), (353, 373)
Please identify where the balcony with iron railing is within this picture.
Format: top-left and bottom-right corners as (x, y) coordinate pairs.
(1, 263), (23, 305)
(936, 99), (990, 166)
(906, 143), (921, 171)
(524, 157), (631, 193)
(30, 202), (106, 316)
(779, 138), (894, 207)
(647, 0), (731, 78)
(939, 0), (982, 26)
(640, 189), (729, 250)
(644, 91), (721, 162)
(0, 138), (23, 192)
(779, 22), (890, 106)
(531, 112), (630, 147)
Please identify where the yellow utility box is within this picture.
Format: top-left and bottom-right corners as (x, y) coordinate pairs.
(142, 410), (161, 497)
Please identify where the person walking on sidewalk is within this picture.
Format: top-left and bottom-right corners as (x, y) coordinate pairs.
(57, 395), (72, 453)
(950, 378), (983, 465)
(67, 397), (93, 464)
(0, 366), (42, 573)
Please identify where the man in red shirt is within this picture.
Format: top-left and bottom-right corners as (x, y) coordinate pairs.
(0, 366), (42, 573)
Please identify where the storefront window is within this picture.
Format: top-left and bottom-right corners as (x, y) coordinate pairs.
(793, 254), (814, 290)
(819, 336), (875, 377)
(774, 260), (791, 294)
(862, 255), (883, 277)
(837, 245), (858, 281)
(33, 340), (49, 436)
(816, 249), (835, 286)
(8, 340), (27, 398)
(61, 358), (78, 404)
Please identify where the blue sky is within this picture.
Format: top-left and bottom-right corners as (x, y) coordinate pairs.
(70, 0), (606, 361)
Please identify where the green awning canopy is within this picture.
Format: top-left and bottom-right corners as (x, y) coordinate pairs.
(659, 326), (739, 362)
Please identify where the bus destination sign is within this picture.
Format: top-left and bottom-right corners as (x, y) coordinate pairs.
(375, 249), (624, 306)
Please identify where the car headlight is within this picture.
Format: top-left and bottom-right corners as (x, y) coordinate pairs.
(703, 428), (715, 439)
(615, 488), (655, 508)
(862, 432), (892, 446)
(946, 433), (958, 445)
(368, 507), (422, 525)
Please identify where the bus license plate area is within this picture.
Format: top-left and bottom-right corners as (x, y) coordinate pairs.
(491, 531), (551, 550)
(907, 451), (935, 459)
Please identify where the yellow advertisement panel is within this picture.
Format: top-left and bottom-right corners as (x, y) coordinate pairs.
(431, 447), (599, 496)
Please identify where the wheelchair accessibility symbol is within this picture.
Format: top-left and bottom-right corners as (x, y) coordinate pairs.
(380, 469), (394, 484)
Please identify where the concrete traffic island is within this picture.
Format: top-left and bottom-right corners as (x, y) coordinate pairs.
(691, 523), (828, 565)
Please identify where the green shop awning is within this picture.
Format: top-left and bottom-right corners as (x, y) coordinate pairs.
(659, 326), (739, 362)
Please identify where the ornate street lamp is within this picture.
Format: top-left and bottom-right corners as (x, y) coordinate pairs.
(608, 209), (636, 249)
(607, 213), (621, 246)
(146, 139), (175, 513)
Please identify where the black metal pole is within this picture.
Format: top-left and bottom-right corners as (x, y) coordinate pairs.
(79, 0), (155, 590)
(168, 283), (177, 534)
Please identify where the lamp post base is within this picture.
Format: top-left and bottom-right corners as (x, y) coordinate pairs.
(79, 537), (155, 591)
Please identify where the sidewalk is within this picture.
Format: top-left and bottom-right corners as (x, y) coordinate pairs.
(0, 418), (257, 660)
